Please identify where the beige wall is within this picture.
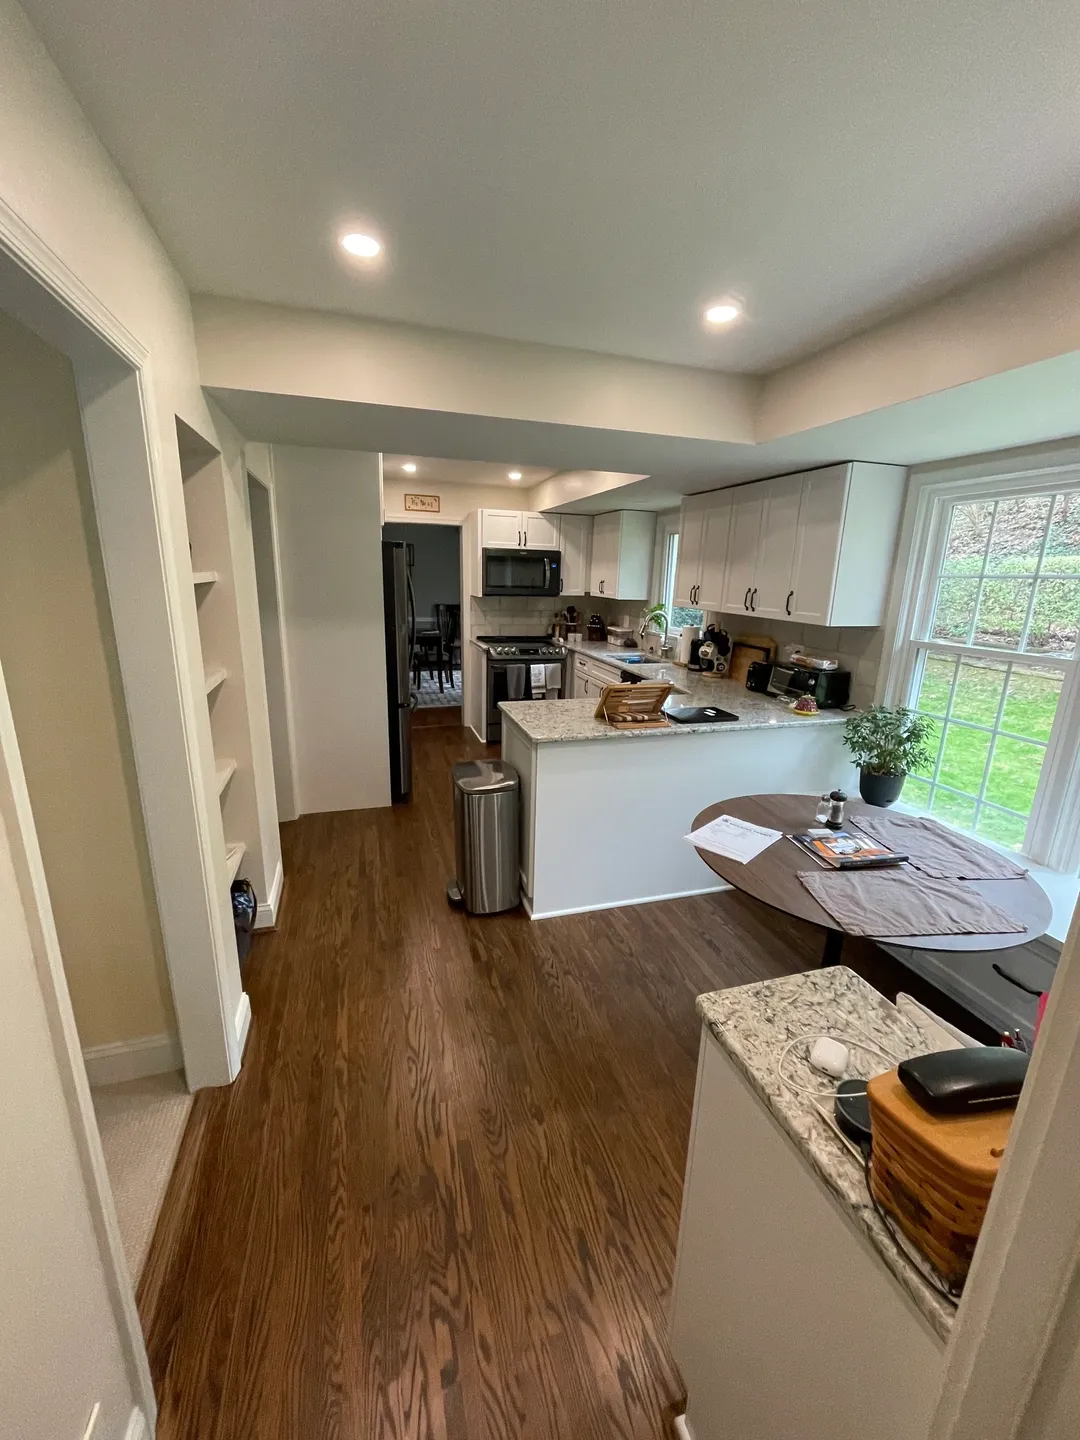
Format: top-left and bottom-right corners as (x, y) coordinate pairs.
(383, 474), (528, 523)
(273, 446), (390, 813)
(0, 309), (173, 1049)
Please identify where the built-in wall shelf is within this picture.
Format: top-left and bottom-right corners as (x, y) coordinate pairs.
(215, 757), (237, 795)
(225, 841), (245, 884)
(192, 569), (219, 586)
(204, 665), (227, 695)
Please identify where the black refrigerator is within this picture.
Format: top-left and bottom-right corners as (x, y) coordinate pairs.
(382, 540), (415, 802)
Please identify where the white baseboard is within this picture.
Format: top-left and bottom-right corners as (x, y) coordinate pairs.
(255, 857), (283, 929)
(83, 1032), (182, 1086)
(528, 881), (729, 921)
(234, 990), (252, 1059)
(125, 1408), (149, 1440)
(673, 1414), (695, 1440)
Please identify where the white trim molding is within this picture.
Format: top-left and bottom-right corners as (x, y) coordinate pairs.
(878, 444), (1080, 874)
(256, 857), (284, 929)
(82, 1032), (183, 1087)
(234, 990), (252, 1059)
(124, 1407), (149, 1440)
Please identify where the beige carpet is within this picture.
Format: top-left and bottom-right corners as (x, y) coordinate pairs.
(92, 1071), (193, 1281)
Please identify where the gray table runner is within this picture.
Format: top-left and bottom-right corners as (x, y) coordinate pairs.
(852, 811), (1027, 880)
(799, 868), (1027, 938)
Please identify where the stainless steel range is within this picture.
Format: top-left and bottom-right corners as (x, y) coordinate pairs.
(477, 634), (566, 742)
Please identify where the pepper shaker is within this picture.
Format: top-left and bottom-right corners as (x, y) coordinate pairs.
(826, 789), (847, 830)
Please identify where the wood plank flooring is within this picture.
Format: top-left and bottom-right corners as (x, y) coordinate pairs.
(142, 725), (841, 1439)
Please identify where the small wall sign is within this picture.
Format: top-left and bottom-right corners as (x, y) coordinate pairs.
(404, 493), (440, 513)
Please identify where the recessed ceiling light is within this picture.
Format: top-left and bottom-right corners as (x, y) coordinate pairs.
(508, 470), (523, 481)
(704, 301), (741, 326)
(340, 232), (382, 258)
(402, 462), (417, 474)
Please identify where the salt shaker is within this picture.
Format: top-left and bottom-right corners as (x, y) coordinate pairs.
(826, 789), (847, 830)
(814, 794), (831, 825)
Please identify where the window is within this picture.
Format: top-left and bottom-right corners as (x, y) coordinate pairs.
(660, 530), (703, 632)
(890, 477), (1080, 867)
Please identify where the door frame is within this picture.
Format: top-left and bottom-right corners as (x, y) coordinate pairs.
(246, 454), (300, 822)
(0, 196), (240, 1424)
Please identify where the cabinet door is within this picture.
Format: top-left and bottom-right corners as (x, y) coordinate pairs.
(522, 511), (559, 550)
(789, 468), (848, 625)
(675, 495), (708, 605)
(559, 514), (592, 595)
(611, 511), (656, 599)
(721, 487), (764, 614)
(588, 513), (620, 596)
(697, 491), (734, 612)
(481, 509), (524, 547)
(752, 475), (803, 619)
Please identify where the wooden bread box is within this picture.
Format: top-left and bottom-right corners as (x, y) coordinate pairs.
(867, 1068), (1013, 1288)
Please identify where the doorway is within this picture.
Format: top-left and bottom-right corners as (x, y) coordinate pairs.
(248, 469), (298, 821)
(384, 521), (462, 721)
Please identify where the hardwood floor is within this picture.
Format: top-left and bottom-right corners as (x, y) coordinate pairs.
(142, 725), (837, 1439)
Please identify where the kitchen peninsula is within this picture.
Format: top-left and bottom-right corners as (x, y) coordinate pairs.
(500, 651), (856, 918)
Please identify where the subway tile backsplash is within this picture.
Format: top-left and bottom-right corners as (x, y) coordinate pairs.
(469, 597), (885, 709)
(705, 611), (885, 709)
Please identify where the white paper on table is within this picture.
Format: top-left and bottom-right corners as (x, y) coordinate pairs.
(684, 814), (782, 864)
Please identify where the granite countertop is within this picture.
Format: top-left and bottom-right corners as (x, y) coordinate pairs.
(499, 681), (845, 741)
(697, 967), (957, 1341)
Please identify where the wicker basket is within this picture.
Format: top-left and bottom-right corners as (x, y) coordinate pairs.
(867, 1069), (1013, 1287)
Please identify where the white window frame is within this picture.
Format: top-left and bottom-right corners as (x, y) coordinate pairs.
(880, 448), (1080, 873)
(653, 509), (703, 634)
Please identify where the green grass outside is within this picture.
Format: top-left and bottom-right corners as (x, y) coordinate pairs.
(901, 657), (1063, 850)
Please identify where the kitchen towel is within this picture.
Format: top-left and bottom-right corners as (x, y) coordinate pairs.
(506, 664), (527, 700)
(853, 811), (1027, 880)
(798, 868), (1026, 938)
(545, 662), (563, 694)
(529, 663), (546, 691)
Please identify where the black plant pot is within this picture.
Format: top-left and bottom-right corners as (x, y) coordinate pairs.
(859, 769), (906, 808)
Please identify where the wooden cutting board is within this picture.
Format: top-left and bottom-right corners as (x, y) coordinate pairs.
(728, 636), (775, 686)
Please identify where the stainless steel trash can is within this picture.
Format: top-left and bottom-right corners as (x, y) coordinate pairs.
(449, 760), (520, 914)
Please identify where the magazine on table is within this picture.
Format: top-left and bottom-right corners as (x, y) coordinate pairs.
(789, 827), (907, 869)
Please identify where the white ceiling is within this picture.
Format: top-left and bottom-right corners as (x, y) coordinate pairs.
(22, 0), (1080, 371)
(383, 455), (556, 489)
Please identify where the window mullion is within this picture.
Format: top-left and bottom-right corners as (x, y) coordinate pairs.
(1017, 501), (1055, 652)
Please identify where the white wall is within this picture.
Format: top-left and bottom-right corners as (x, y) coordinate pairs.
(273, 446), (390, 813)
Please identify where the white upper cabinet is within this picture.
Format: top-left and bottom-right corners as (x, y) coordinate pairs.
(588, 511), (656, 600)
(558, 513), (592, 595)
(752, 475), (803, 619)
(708, 462), (906, 627)
(480, 508), (526, 548)
(478, 507), (561, 551)
(697, 491), (734, 611)
(721, 486), (765, 612)
(674, 493), (709, 606)
(522, 511), (560, 550)
(674, 490), (734, 612)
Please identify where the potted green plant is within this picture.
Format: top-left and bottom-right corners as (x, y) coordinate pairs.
(842, 705), (936, 807)
(638, 602), (669, 657)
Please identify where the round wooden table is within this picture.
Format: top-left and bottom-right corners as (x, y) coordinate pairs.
(692, 793), (1053, 966)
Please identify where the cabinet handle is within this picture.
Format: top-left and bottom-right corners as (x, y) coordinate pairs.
(750, 587), (757, 612)
(559, 577), (564, 594)
(744, 587), (751, 610)
(786, 589), (793, 616)
(518, 529), (522, 547)
(694, 584), (699, 604)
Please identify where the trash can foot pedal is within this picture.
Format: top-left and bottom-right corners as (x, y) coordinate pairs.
(446, 880), (464, 906)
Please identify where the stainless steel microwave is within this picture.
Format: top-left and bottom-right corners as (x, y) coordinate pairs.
(482, 548), (562, 597)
